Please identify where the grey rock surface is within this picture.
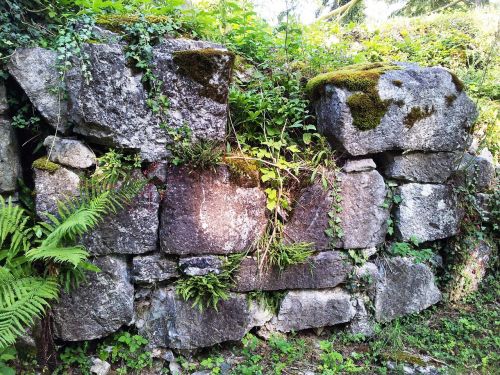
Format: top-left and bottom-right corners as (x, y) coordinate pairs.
(232, 251), (352, 292)
(152, 39), (234, 142)
(314, 63), (477, 156)
(349, 297), (375, 337)
(160, 166), (267, 255)
(132, 254), (179, 284)
(273, 289), (356, 332)
(44, 136), (96, 169)
(382, 152), (458, 183)
(8, 48), (69, 132)
(83, 182), (160, 255)
(395, 183), (459, 242)
(0, 118), (21, 193)
(53, 256), (134, 341)
(343, 158), (376, 172)
(179, 255), (224, 276)
(34, 165), (80, 217)
(375, 257), (441, 322)
(90, 358), (111, 375)
(456, 149), (496, 192)
(285, 170), (389, 249)
(66, 43), (163, 161)
(136, 289), (268, 349)
(0, 83), (7, 114)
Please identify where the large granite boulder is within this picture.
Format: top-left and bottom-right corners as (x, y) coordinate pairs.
(136, 289), (272, 349)
(83, 182), (160, 255)
(152, 39), (234, 142)
(285, 167), (389, 249)
(34, 163), (81, 217)
(53, 256), (134, 341)
(0, 118), (21, 193)
(8, 48), (69, 133)
(160, 166), (267, 256)
(132, 254), (179, 284)
(395, 183), (459, 242)
(310, 63), (477, 156)
(272, 289), (356, 332)
(375, 257), (441, 322)
(381, 152), (458, 183)
(66, 43), (162, 161)
(232, 251), (351, 292)
(43, 136), (96, 169)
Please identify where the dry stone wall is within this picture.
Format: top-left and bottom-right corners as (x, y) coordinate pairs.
(1, 36), (497, 352)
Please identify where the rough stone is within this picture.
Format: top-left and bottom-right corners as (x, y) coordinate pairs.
(273, 289), (356, 332)
(314, 63), (477, 156)
(232, 251), (352, 292)
(381, 152), (458, 183)
(0, 83), (7, 114)
(456, 149), (496, 192)
(0, 118), (21, 193)
(136, 289), (270, 349)
(152, 39), (234, 142)
(395, 183), (459, 242)
(90, 358), (111, 375)
(448, 239), (495, 302)
(132, 254), (179, 284)
(66, 43), (163, 161)
(343, 158), (376, 172)
(179, 255), (224, 276)
(53, 256), (134, 341)
(284, 170), (389, 249)
(375, 257), (441, 322)
(160, 166), (267, 256)
(8, 48), (69, 133)
(349, 297), (375, 337)
(83, 182), (160, 255)
(43, 136), (96, 169)
(34, 166), (80, 217)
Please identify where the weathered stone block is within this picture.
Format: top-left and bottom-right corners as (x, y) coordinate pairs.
(152, 39), (234, 143)
(0, 118), (21, 193)
(456, 149), (496, 192)
(312, 63), (476, 156)
(34, 165), (80, 217)
(273, 289), (355, 332)
(179, 256), (224, 276)
(83, 182), (160, 255)
(232, 251), (351, 292)
(136, 289), (271, 349)
(132, 253), (179, 284)
(53, 256), (134, 341)
(343, 158), (376, 173)
(285, 170), (389, 249)
(381, 152), (458, 183)
(8, 48), (69, 133)
(395, 183), (459, 242)
(0, 83), (7, 114)
(160, 166), (267, 256)
(44, 136), (96, 169)
(375, 257), (441, 322)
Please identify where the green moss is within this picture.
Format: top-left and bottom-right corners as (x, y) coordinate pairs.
(382, 351), (427, 367)
(173, 49), (235, 102)
(445, 94), (457, 107)
(306, 63), (399, 131)
(224, 154), (260, 188)
(32, 157), (60, 173)
(404, 106), (435, 128)
(449, 72), (464, 92)
(392, 79), (403, 87)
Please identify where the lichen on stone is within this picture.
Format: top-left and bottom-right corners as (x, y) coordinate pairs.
(306, 63), (399, 131)
(173, 48), (235, 102)
(32, 156), (60, 173)
(404, 106), (435, 128)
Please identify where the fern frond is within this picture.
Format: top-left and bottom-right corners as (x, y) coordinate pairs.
(0, 269), (59, 349)
(0, 197), (31, 263)
(26, 246), (89, 268)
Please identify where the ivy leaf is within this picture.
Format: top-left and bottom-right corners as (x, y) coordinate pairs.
(303, 133), (312, 145)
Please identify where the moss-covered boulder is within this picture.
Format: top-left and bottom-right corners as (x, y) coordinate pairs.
(309, 63), (477, 156)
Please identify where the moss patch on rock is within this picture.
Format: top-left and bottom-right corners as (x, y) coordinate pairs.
(445, 94), (457, 107)
(306, 63), (399, 131)
(173, 48), (235, 102)
(32, 156), (60, 173)
(392, 79), (403, 87)
(404, 106), (435, 128)
(449, 71), (465, 92)
(224, 154), (260, 188)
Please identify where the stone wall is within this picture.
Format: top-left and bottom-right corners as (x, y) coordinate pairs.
(1, 36), (497, 352)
